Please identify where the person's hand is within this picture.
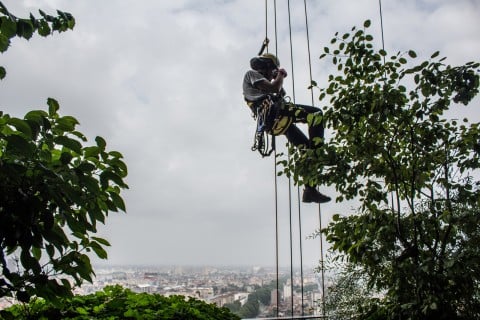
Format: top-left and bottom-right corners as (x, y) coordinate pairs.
(277, 68), (287, 78)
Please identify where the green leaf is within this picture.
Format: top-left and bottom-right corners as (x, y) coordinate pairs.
(77, 162), (96, 173)
(79, 175), (100, 193)
(20, 250), (41, 274)
(47, 97), (60, 116)
(90, 241), (108, 259)
(0, 66), (5, 79)
(408, 50), (417, 58)
(16, 19), (34, 39)
(108, 151), (123, 158)
(0, 33), (10, 52)
(100, 171), (125, 189)
(431, 51), (440, 59)
(8, 117), (32, 138)
(60, 151), (73, 164)
(0, 16), (17, 38)
(109, 191), (126, 211)
(95, 136), (107, 149)
(54, 136), (82, 153)
(32, 246), (42, 260)
(56, 115), (79, 131)
(25, 109), (48, 123)
(84, 146), (100, 158)
(38, 19), (51, 36)
(363, 20), (371, 28)
(92, 237), (111, 247)
(46, 244), (55, 258)
(5, 134), (34, 157)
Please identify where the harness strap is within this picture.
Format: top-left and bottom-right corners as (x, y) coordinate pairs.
(248, 96), (293, 157)
(250, 96), (275, 157)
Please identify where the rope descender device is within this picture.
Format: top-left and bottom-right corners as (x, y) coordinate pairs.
(258, 37), (269, 55)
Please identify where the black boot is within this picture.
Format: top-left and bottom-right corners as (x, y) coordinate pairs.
(302, 186), (331, 203)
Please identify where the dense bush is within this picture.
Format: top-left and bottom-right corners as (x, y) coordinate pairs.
(0, 285), (240, 320)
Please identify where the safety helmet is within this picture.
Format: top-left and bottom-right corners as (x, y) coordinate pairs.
(250, 53), (280, 71)
(260, 53), (280, 67)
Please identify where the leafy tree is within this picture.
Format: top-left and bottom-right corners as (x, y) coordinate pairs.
(0, 285), (240, 320)
(282, 20), (479, 319)
(253, 287), (271, 306)
(223, 300), (241, 313)
(237, 298), (259, 319)
(0, 2), (128, 303)
(0, 1), (75, 80)
(323, 257), (382, 320)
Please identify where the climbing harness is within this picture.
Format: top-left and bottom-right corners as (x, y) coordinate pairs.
(248, 96), (294, 157)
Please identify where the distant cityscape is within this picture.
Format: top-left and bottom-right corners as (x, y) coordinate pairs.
(0, 265), (327, 318)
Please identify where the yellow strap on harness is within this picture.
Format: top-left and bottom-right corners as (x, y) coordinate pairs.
(271, 114), (293, 135)
(246, 98), (292, 136)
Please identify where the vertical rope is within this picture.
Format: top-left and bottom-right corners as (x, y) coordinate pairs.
(286, 0), (298, 316)
(274, 150), (280, 317)
(378, 0), (386, 64)
(304, 0), (315, 107)
(264, 0), (281, 316)
(265, 0), (268, 47)
(287, 151), (294, 316)
(272, 1), (280, 317)
(297, 187), (305, 316)
(303, 1), (326, 316)
(318, 208), (326, 316)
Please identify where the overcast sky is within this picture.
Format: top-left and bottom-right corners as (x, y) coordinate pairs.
(1, 0), (479, 269)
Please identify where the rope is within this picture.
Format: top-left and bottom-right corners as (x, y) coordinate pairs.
(264, 1), (318, 317)
(297, 186), (305, 316)
(269, 1), (280, 317)
(378, 0), (386, 65)
(303, 0), (326, 316)
(286, 1), (298, 316)
(265, 0), (268, 47)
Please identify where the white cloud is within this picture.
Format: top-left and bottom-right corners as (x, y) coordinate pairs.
(1, 0), (479, 268)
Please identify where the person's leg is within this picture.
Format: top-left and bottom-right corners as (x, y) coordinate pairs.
(284, 124), (308, 147)
(282, 104), (331, 204)
(285, 103), (324, 148)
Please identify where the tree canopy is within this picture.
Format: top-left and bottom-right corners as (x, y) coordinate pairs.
(282, 20), (480, 319)
(0, 2), (128, 303)
(0, 285), (240, 320)
(0, 1), (75, 80)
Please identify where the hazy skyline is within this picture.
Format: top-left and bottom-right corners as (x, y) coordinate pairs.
(1, 0), (479, 269)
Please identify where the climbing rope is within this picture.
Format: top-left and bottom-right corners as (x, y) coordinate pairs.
(262, 0), (325, 317)
(303, 0), (326, 316)
(264, 1), (281, 316)
(286, 1), (297, 316)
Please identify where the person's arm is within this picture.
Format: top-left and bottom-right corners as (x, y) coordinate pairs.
(255, 68), (287, 93)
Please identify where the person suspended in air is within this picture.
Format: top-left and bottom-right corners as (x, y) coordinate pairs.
(242, 53), (331, 204)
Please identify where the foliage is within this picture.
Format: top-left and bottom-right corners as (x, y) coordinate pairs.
(250, 287), (271, 306)
(0, 2), (128, 304)
(282, 20), (480, 319)
(0, 101), (128, 303)
(224, 281), (276, 318)
(237, 297), (259, 319)
(223, 300), (241, 313)
(323, 256), (383, 320)
(0, 1), (75, 80)
(0, 285), (240, 320)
